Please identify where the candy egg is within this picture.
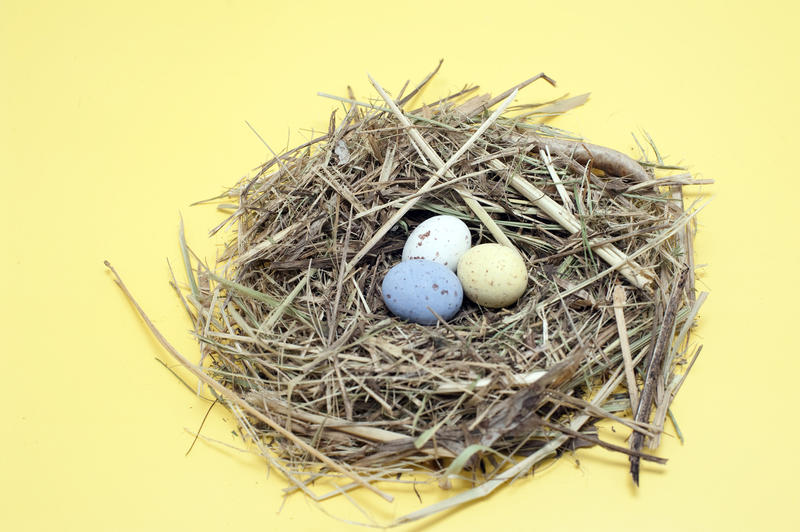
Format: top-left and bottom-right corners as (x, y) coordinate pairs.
(382, 260), (463, 325)
(402, 215), (471, 272)
(457, 243), (528, 308)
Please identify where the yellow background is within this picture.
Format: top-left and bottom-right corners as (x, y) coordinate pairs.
(2, 0), (798, 530)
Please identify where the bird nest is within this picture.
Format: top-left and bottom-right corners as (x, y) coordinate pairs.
(110, 66), (709, 526)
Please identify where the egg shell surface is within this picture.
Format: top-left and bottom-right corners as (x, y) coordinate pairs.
(457, 243), (528, 308)
(382, 260), (463, 325)
(402, 215), (471, 272)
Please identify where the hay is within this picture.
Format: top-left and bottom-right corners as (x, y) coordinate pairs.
(108, 65), (710, 526)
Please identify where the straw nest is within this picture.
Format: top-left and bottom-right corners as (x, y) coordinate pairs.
(118, 66), (709, 524)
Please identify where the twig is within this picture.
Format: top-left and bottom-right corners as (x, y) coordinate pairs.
(473, 73), (556, 116)
(648, 292), (708, 448)
(397, 59), (444, 107)
(525, 135), (651, 183)
(629, 268), (688, 485)
(537, 418), (666, 464)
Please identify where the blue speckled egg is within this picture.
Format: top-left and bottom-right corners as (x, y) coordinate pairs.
(381, 260), (463, 325)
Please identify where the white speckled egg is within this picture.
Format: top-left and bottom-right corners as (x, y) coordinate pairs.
(457, 243), (528, 308)
(402, 215), (471, 272)
(382, 260), (463, 325)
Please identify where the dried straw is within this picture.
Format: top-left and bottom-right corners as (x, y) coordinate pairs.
(109, 65), (710, 527)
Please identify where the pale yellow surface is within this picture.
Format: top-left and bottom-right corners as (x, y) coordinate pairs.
(458, 244), (528, 308)
(2, 0), (798, 530)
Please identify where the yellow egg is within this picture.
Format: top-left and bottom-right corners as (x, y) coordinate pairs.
(457, 243), (528, 308)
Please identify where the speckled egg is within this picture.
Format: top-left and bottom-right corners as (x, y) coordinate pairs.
(457, 244), (528, 308)
(382, 260), (463, 325)
(401, 215), (471, 272)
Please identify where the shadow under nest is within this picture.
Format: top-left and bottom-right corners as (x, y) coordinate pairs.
(173, 72), (707, 516)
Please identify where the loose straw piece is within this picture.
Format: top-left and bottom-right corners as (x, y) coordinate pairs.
(345, 75), (518, 272)
(260, 269), (310, 333)
(489, 158), (653, 290)
(237, 221), (303, 265)
(436, 369), (547, 394)
(539, 147), (573, 213)
(104, 261), (394, 503)
(613, 284), (640, 415)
